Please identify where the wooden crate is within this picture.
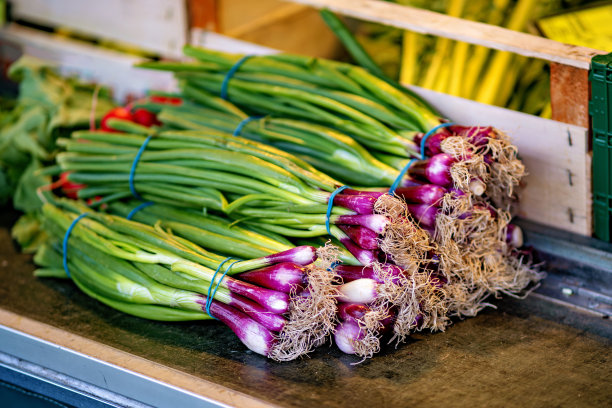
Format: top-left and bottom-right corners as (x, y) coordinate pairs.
(1, 0), (606, 236)
(191, 0), (343, 58)
(9, 0), (189, 57)
(8, 0), (343, 59)
(282, 0), (607, 236)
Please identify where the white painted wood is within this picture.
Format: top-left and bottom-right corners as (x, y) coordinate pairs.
(0, 24), (177, 101)
(0, 22), (591, 235)
(410, 86), (591, 236)
(10, 0), (188, 57)
(190, 29), (278, 56)
(285, 0), (606, 69)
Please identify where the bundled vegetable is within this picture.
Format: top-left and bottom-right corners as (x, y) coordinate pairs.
(133, 44), (541, 348)
(54, 125), (435, 272)
(0, 56), (115, 211)
(51, 125), (450, 354)
(34, 198), (342, 360)
(140, 46), (525, 208)
(8, 33), (543, 360)
(104, 200), (446, 358)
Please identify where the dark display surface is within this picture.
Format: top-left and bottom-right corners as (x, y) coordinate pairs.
(1, 208), (610, 407)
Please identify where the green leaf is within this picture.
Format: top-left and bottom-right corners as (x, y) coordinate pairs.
(13, 158), (51, 212)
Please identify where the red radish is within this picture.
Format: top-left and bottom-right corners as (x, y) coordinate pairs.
(150, 95), (183, 105)
(100, 107), (134, 132)
(132, 108), (161, 127)
(58, 172), (86, 199)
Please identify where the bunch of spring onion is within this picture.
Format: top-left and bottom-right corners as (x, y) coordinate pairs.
(105, 199), (447, 358)
(139, 46), (525, 207)
(52, 121), (433, 270)
(133, 87), (539, 312)
(33, 198), (344, 360)
(137, 47), (541, 320)
(49, 121), (448, 356)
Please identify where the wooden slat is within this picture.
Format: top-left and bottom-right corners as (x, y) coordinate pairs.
(188, 0), (218, 32)
(550, 63), (591, 129)
(217, 0), (341, 58)
(0, 24), (177, 101)
(410, 87), (591, 236)
(284, 0), (606, 69)
(0, 309), (273, 408)
(10, 0), (188, 57)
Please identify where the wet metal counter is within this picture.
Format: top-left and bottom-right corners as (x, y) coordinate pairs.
(0, 209), (610, 407)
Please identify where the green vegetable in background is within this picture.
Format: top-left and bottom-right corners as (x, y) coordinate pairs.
(0, 56), (115, 210)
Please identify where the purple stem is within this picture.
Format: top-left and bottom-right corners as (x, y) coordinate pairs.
(337, 302), (370, 322)
(196, 297), (276, 356)
(335, 264), (404, 285)
(331, 193), (376, 215)
(262, 246), (316, 266)
(379, 310), (397, 335)
(338, 237), (377, 265)
(334, 320), (364, 354)
(238, 262), (306, 294)
(343, 189), (385, 199)
(506, 224), (523, 247)
(338, 225), (379, 250)
(449, 125), (495, 146)
(408, 154), (455, 187)
(393, 184), (446, 206)
(336, 214), (389, 234)
(228, 293), (287, 332)
(225, 279), (290, 314)
(406, 204), (439, 228)
(414, 128), (453, 156)
(337, 278), (379, 303)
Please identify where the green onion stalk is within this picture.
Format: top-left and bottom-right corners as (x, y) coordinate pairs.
(50, 123), (447, 356)
(53, 125), (433, 272)
(35, 198), (344, 361)
(106, 199), (450, 358)
(134, 48), (540, 328)
(138, 46), (525, 207)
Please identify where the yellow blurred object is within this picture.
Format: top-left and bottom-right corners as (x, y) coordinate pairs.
(475, 0), (536, 105)
(537, 3), (612, 50)
(373, 0), (569, 117)
(420, 0), (465, 90)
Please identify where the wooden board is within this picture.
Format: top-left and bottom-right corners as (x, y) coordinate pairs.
(0, 24), (177, 101)
(0, 23), (592, 235)
(216, 0), (341, 58)
(190, 29), (279, 56)
(10, 0), (188, 57)
(411, 87), (591, 236)
(550, 63), (591, 129)
(284, 0), (607, 69)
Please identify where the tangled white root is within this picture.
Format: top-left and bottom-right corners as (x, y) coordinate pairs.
(374, 193), (433, 271)
(432, 193), (542, 317)
(268, 243), (340, 361)
(440, 132), (526, 211)
(485, 130), (526, 210)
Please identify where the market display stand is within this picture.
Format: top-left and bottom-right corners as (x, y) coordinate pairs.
(0, 1), (611, 407)
(1, 209), (611, 408)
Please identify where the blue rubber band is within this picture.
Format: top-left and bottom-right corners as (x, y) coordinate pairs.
(327, 260), (342, 272)
(233, 116), (263, 137)
(389, 159), (417, 195)
(62, 212), (90, 279)
(420, 122), (455, 159)
(126, 201), (154, 220)
(205, 257), (240, 319)
(221, 55), (255, 100)
(129, 135), (153, 200)
(326, 185), (349, 235)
